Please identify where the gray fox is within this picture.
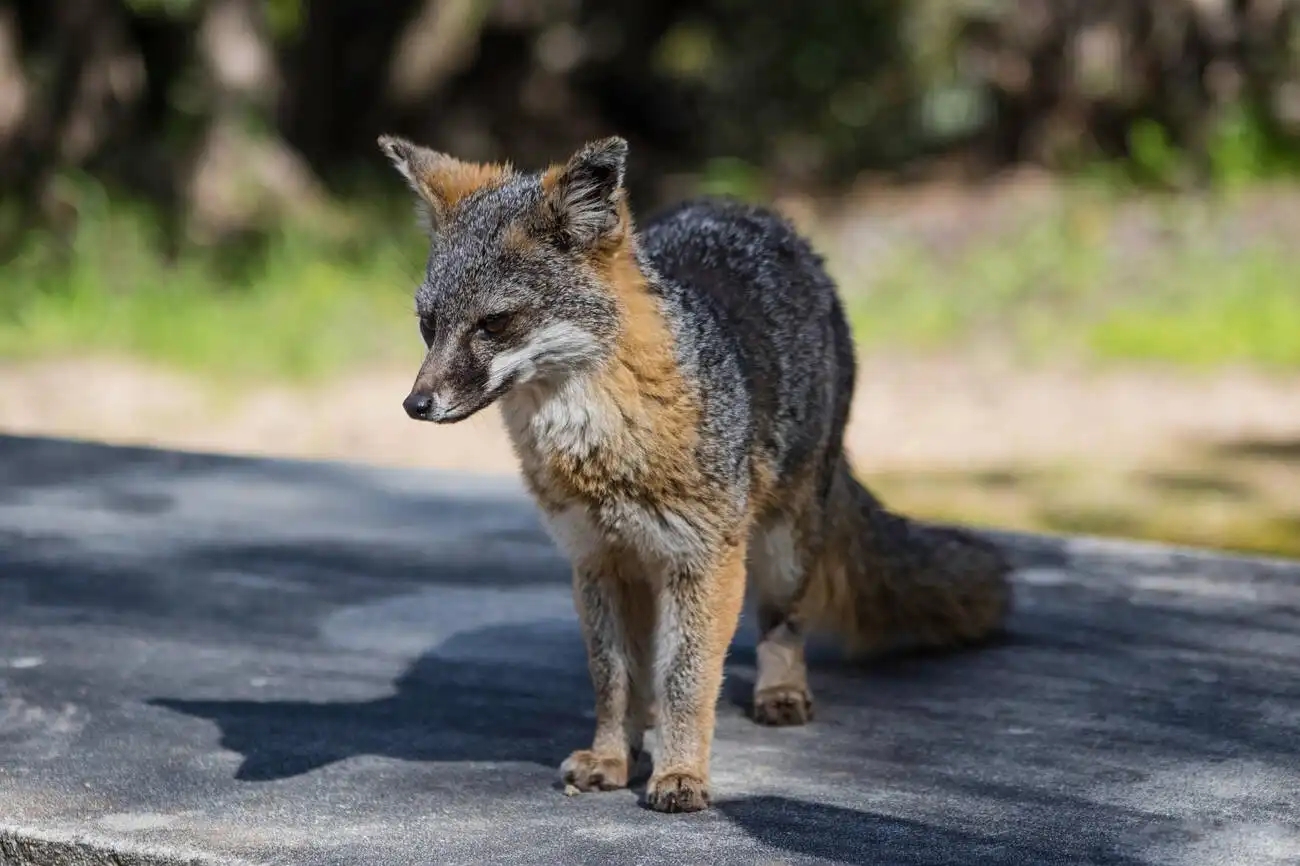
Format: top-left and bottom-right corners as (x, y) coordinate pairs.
(378, 133), (1013, 813)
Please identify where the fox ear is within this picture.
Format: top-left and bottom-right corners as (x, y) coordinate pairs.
(378, 134), (511, 230)
(543, 136), (629, 250)
(378, 134), (452, 228)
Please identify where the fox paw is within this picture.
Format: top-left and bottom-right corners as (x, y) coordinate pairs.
(752, 686), (814, 726)
(646, 771), (710, 813)
(560, 750), (628, 792)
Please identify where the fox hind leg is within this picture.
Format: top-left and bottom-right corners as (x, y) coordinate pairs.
(748, 517), (815, 726)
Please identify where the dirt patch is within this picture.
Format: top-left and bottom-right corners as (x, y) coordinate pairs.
(5, 355), (1300, 474)
(3, 354), (1298, 557)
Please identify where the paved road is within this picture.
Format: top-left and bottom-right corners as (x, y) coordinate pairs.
(1, 433), (1298, 865)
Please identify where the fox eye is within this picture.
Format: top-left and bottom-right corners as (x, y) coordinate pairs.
(477, 312), (512, 337)
(418, 317), (436, 347)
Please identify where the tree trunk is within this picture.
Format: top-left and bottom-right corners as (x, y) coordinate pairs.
(185, 0), (324, 247)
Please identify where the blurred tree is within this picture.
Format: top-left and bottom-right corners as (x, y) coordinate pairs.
(1, 0), (1298, 256)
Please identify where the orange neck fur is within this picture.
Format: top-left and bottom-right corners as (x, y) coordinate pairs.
(588, 227), (696, 443)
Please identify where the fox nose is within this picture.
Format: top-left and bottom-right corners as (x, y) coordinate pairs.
(403, 392), (433, 419)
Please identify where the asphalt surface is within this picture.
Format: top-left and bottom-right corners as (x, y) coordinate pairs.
(1, 433), (1298, 865)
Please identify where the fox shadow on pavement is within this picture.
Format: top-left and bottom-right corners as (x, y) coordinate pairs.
(150, 620), (598, 781)
(717, 795), (1167, 866)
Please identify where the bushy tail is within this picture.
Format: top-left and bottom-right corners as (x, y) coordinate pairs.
(798, 459), (1013, 657)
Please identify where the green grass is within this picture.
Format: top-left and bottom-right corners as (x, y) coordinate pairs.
(840, 185), (1300, 370)
(0, 197), (425, 384)
(1087, 247), (1300, 368)
(4, 179), (1300, 383)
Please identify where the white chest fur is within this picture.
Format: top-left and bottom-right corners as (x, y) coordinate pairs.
(501, 375), (617, 461)
(501, 378), (711, 572)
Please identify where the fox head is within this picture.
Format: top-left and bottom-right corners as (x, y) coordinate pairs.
(378, 134), (632, 424)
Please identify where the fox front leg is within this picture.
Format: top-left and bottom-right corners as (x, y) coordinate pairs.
(645, 541), (747, 813)
(562, 551), (655, 793)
